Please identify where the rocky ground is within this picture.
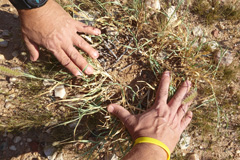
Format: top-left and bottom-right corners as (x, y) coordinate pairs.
(0, 0), (240, 160)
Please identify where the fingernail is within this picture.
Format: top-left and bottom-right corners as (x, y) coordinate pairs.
(93, 51), (99, 58)
(95, 29), (101, 35)
(164, 71), (170, 76)
(76, 71), (82, 76)
(107, 105), (114, 113)
(85, 66), (94, 74)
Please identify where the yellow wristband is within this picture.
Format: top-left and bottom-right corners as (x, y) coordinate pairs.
(134, 137), (170, 160)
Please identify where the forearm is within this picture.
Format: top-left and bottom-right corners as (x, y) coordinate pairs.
(123, 143), (168, 160)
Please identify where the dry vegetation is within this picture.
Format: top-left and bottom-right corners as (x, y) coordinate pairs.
(0, 0), (239, 159)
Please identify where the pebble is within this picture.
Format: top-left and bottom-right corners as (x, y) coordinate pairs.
(2, 30), (10, 37)
(43, 79), (55, 86)
(4, 102), (12, 109)
(179, 133), (191, 150)
(27, 138), (32, 142)
(0, 38), (8, 48)
(12, 50), (19, 57)
(166, 6), (178, 24)
(212, 29), (219, 38)
(9, 77), (18, 83)
(0, 54), (5, 60)
(200, 37), (207, 44)
(9, 145), (17, 151)
(13, 136), (22, 143)
(218, 22), (225, 30)
(192, 26), (203, 37)
(207, 41), (219, 52)
(188, 153), (200, 160)
(145, 0), (161, 10)
(54, 85), (66, 99)
(214, 50), (234, 66)
(44, 146), (56, 159)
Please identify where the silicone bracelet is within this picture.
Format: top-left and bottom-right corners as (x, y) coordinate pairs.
(134, 137), (170, 160)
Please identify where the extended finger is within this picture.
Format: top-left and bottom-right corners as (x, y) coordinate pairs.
(75, 21), (101, 35)
(52, 49), (82, 76)
(155, 71), (171, 106)
(24, 37), (39, 61)
(180, 111), (192, 132)
(168, 80), (191, 112)
(72, 36), (99, 59)
(62, 45), (94, 75)
(107, 104), (133, 126)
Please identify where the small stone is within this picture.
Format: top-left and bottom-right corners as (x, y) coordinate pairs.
(43, 79), (55, 86)
(9, 145), (17, 151)
(0, 54), (5, 60)
(188, 153), (200, 160)
(44, 146), (56, 159)
(179, 133), (191, 150)
(54, 85), (66, 99)
(192, 26), (203, 37)
(214, 50), (234, 66)
(206, 41), (219, 52)
(4, 102), (12, 109)
(21, 52), (27, 56)
(218, 22), (225, 30)
(13, 136), (22, 143)
(2, 30), (10, 37)
(212, 29), (219, 38)
(166, 6), (178, 24)
(0, 38), (8, 48)
(145, 0), (161, 10)
(12, 50), (19, 57)
(200, 37), (207, 44)
(9, 77), (18, 83)
(27, 138), (32, 142)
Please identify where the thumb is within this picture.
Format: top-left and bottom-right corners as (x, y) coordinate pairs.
(24, 37), (39, 61)
(107, 104), (132, 124)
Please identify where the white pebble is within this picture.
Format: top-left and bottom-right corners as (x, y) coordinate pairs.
(166, 6), (178, 24)
(179, 133), (191, 150)
(54, 85), (66, 98)
(145, 0), (161, 10)
(193, 26), (203, 37)
(207, 41), (219, 52)
(0, 54), (5, 60)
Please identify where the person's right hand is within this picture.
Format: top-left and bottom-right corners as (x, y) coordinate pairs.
(17, 0), (101, 76)
(107, 71), (193, 153)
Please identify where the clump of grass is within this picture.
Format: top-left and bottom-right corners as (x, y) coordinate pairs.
(191, 0), (240, 24)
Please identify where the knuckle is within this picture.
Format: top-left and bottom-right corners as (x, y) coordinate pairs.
(60, 57), (71, 67)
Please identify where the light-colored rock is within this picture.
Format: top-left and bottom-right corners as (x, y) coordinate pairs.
(0, 54), (5, 60)
(214, 50), (234, 66)
(13, 136), (22, 143)
(4, 102), (12, 109)
(188, 153), (200, 160)
(9, 77), (18, 83)
(207, 41), (219, 52)
(166, 6), (178, 24)
(21, 52), (27, 56)
(54, 85), (66, 98)
(9, 145), (17, 151)
(179, 133), (191, 150)
(145, 0), (161, 10)
(192, 26), (203, 37)
(43, 79), (55, 86)
(200, 37), (207, 44)
(12, 50), (19, 57)
(0, 39), (8, 48)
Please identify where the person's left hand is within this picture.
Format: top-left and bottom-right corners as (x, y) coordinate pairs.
(107, 71), (193, 152)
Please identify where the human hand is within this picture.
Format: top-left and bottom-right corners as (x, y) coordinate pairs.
(107, 71), (193, 152)
(18, 0), (101, 76)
